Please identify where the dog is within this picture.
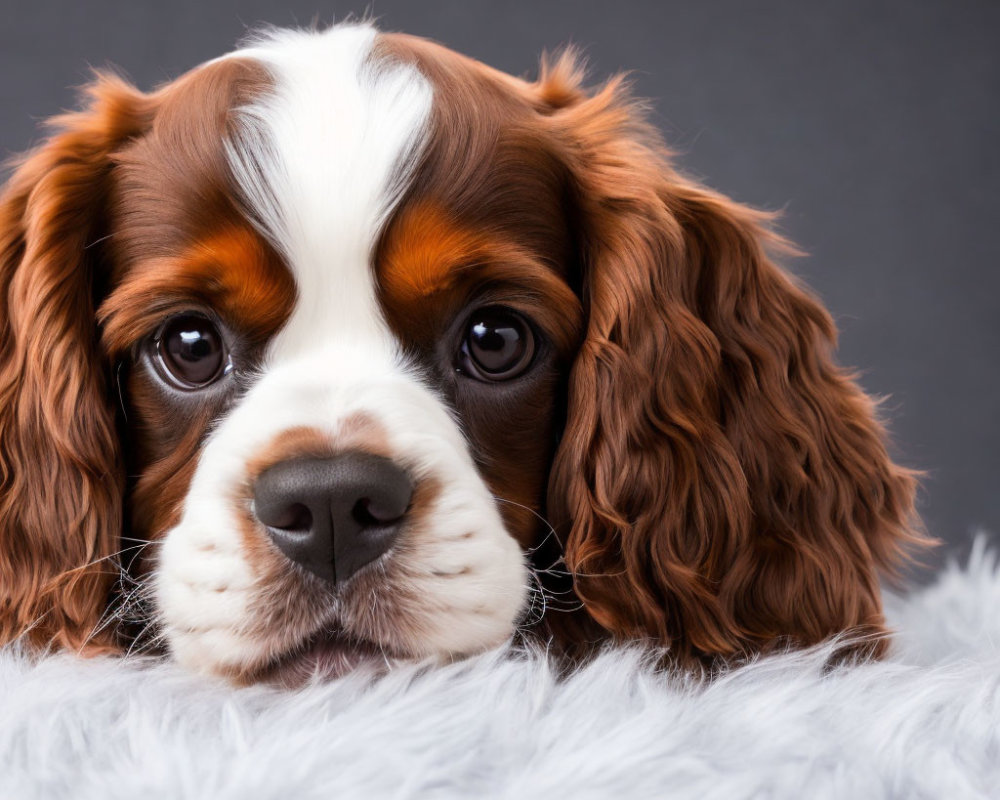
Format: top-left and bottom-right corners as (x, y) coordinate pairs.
(0, 22), (926, 683)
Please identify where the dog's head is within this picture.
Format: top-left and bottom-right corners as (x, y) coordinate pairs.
(0, 24), (923, 681)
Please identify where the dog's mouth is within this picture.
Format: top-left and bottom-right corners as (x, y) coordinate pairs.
(254, 628), (398, 687)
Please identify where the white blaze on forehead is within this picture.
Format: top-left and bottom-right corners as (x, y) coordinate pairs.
(226, 24), (432, 357)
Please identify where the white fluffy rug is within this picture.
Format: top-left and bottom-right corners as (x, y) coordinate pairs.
(2, 541), (999, 800)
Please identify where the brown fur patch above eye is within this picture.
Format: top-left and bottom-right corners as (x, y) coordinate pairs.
(378, 201), (549, 304)
(379, 203), (476, 302)
(99, 224), (294, 356)
(377, 202), (575, 311)
(188, 227), (295, 336)
(378, 201), (582, 356)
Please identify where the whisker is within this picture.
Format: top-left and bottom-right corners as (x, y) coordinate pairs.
(492, 496), (563, 554)
(59, 538), (161, 577)
(518, 570), (548, 628)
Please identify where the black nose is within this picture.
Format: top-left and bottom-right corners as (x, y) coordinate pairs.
(252, 454), (413, 584)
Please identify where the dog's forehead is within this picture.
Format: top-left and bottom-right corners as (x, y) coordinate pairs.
(106, 24), (570, 362)
(219, 25), (433, 361)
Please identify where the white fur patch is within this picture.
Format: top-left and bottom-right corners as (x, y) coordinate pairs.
(155, 23), (528, 676)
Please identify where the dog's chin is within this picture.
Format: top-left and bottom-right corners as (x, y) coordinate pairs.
(254, 629), (400, 687)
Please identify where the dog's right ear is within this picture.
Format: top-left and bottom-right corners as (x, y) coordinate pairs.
(0, 74), (156, 652)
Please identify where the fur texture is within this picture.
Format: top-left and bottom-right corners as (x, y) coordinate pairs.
(1, 540), (997, 799)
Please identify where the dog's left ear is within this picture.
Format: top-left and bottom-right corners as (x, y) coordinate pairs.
(0, 74), (156, 651)
(536, 57), (928, 663)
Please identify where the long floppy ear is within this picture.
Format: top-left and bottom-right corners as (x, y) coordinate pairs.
(541, 61), (927, 663)
(0, 74), (155, 651)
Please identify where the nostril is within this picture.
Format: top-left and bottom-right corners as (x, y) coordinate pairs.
(266, 502), (313, 532)
(352, 497), (407, 527)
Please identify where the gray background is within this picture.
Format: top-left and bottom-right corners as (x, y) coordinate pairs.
(2, 0), (997, 577)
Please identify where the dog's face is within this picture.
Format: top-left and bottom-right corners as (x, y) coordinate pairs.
(0, 24), (924, 682)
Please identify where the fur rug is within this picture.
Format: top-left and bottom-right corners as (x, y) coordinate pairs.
(2, 541), (998, 800)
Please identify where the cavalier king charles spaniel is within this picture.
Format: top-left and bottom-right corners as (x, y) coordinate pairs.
(0, 23), (925, 683)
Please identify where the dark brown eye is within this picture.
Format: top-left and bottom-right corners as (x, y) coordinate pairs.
(459, 307), (535, 381)
(156, 314), (229, 389)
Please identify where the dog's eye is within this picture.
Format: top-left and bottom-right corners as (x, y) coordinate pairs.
(458, 307), (536, 381)
(155, 314), (230, 389)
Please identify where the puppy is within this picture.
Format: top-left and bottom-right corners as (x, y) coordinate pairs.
(0, 23), (924, 682)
